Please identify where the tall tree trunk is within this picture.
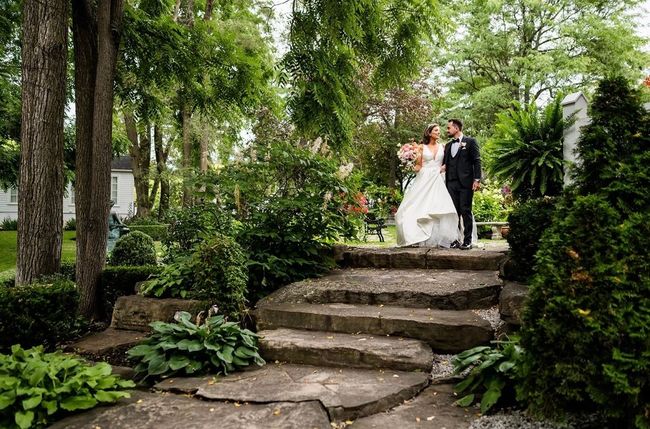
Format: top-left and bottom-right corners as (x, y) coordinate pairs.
(180, 0), (194, 206)
(154, 124), (170, 220)
(124, 112), (152, 218)
(73, 0), (125, 319)
(16, 0), (68, 285)
(181, 103), (192, 206)
(204, 0), (214, 20)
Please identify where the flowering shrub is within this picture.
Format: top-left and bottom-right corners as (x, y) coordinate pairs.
(343, 192), (369, 214)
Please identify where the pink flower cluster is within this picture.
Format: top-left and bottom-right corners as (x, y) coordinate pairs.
(397, 143), (419, 170)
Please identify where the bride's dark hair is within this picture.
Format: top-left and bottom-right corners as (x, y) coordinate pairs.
(421, 123), (440, 145)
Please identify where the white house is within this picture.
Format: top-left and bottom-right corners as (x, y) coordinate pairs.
(0, 156), (136, 222)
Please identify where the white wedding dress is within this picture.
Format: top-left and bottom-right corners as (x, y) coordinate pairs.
(396, 144), (462, 247)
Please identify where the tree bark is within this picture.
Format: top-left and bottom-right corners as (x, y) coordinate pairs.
(73, 0), (125, 319)
(154, 124), (170, 219)
(181, 103), (192, 206)
(16, 0), (68, 285)
(124, 112), (152, 218)
(204, 0), (214, 20)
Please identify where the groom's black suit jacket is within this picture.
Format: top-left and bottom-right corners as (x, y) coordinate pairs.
(442, 136), (482, 189)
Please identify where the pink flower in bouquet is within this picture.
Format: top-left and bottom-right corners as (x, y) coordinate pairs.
(397, 142), (419, 170)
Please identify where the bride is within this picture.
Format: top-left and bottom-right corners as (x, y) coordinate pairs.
(396, 123), (461, 247)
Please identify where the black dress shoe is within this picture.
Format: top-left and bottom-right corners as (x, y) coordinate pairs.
(450, 240), (461, 249)
(460, 243), (472, 250)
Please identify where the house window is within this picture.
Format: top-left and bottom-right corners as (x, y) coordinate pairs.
(9, 188), (17, 203)
(111, 177), (118, 203)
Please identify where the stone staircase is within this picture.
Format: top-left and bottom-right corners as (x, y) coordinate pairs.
(256, 247), (505, 368)
(155, 246), (508, 424)
(62, 245), (508, 428)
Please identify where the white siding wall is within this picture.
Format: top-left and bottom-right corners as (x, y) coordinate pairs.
(0, 170), (135, 222)
(110, 170), (136, 219)
(0, 187), (19, 222)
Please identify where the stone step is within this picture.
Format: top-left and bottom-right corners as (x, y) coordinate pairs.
(111, 295), (205, 332)
(255, 303), (493, 353)
(65, 328), (146, 367)
(336, 246), (507, 271)
(353, 383), (476, 428)
(259, 268), (501, 310)
(50, 390), (331, 429)
(259, 328), (434, 372)
(155, 363), (429, 421)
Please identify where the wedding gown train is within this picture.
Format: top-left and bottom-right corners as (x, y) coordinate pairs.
(396, 144), (462, 248)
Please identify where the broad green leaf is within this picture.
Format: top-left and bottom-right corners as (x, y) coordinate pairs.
(147, 355), (169, 376)
(455, 394), (475, 407)
(184, 360), (203, 374)
(168, 355), (191, 371)
(498, 361), (516, 372)
(127, 344), (154, 357)
(60, 395), (98, 411)
(15, 410), (34, 429)
(21, 394), (42, 410)
(41, 399), (58, 415)
(177, 339), (204, 352)
(95, 390), (130, 403)
(0, 392), (16, 410)
(480, 388), (502, 413)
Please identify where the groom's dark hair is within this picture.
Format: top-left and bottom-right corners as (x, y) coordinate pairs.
(448, 118), (463, 131)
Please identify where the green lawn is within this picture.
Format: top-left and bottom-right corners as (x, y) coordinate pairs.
(0, 231), (77, 273)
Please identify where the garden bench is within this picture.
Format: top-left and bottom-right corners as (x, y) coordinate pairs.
(364, 214), (387, 242)
(475, 221), (509, 240)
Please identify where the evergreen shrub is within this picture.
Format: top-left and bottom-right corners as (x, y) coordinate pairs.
(505, 197), (557, 281)
(108, 231), (157, 266)
(520, 195), (649, 427)
(0, 278), (82, 350)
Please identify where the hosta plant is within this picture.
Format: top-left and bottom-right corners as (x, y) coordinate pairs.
(0, 345), (135, 429)
(127, 310), (264, 381)
(452, 338), (526, 414)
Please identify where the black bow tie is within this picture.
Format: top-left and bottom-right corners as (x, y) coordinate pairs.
(451, 138), (460, 143)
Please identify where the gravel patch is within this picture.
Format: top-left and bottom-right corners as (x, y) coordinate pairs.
(470, 407), (604, 429)
(430, 353), (456, 380)
(472, 306), (505, 333)
(469, 410), (584, 429)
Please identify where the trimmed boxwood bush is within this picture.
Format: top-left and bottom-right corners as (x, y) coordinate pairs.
(108, 231), (157, 266)
(99, 265), (160, 321)
(0, 278), (83, 351)
(505, 197), (557, 281)
(127, 224), (169, 241)
(59, 260), (76, 281)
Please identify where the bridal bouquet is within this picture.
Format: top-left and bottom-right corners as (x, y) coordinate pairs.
(397, 142), (419, 170)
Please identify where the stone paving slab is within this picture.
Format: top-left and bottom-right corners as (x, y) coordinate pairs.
(256, 303), (493, 353)
(353, 384), (477, 428)
(259, 328), (434, 371)
(338, 247), (507, 271)
(155, 363), (429, 420)
(65, 328), (146, 367)
(67, 328), (145, 354)
(111, 295), (205, 332)
(49, 390), (331, 429)
(258, 268), (501, 310)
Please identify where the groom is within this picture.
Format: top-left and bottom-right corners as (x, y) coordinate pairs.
(442, 119), (481, 250)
